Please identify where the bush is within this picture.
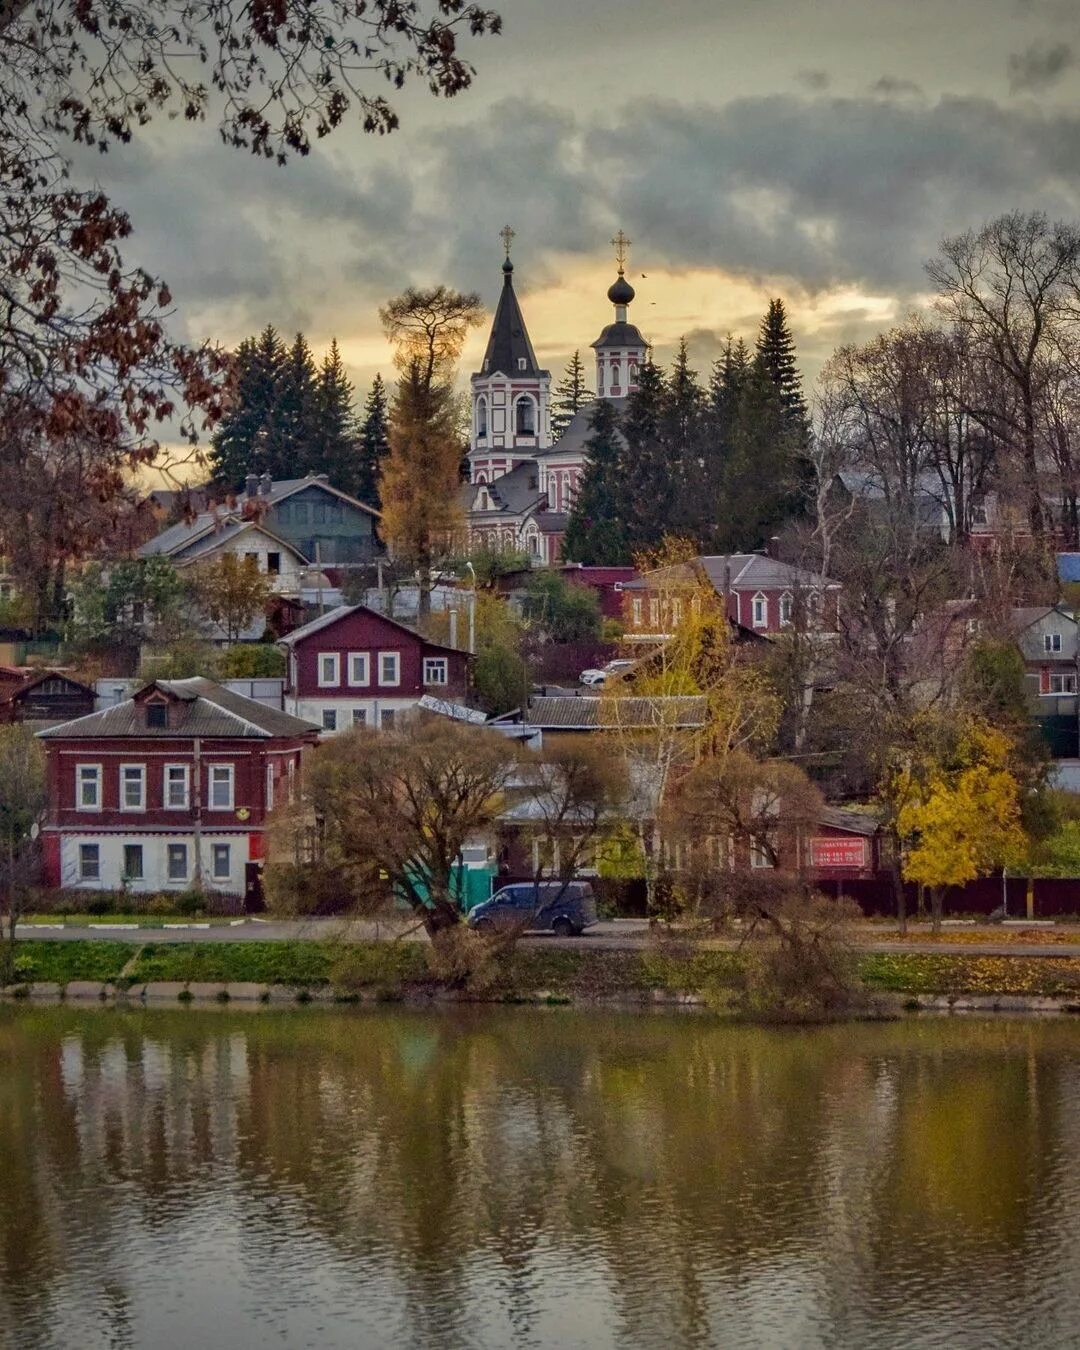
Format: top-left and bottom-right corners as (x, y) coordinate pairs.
(427, 924), (516, 992)
(217, 644), (285, 678)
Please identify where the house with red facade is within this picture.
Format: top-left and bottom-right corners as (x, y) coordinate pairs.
(623, 553), (841, 640)
(279, 604), (472, 733)
(39, 678), (319, 895)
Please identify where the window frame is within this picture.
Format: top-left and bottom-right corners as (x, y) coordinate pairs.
(166, 842), (189, 883)
(76, 763), (102, 811)
(122, 843), (144, 882)
(1048, 672), (1077, 695)
(78, 842), (100, 881)
(751, 592), (768, 628)
(631, 597), (643, 626)
(322, 708), (338, 732)
(317, 651), (341, 687)
(347, 652), (370, 687)
(352, 708), (367, 727)
(379, 651), (401, 687)
(207, 763), (235, 811)
(265, 762), (274, 812)
(779, 592), (794, 627)
(119, 763), (147, 813)
(423, 657), (449, 686)
(211, 843), (231, 881)
(1045, 632), (1063, 653)
(163, 763), (190, 810)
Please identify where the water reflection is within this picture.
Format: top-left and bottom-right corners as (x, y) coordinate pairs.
(1, 1007), (1080, 1349)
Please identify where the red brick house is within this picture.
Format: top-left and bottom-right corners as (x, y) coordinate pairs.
(623, 553), (841, 640)
(279, 604), (472, 733)
(39, 678), (319, 895)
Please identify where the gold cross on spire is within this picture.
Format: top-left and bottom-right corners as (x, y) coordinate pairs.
(500, 224), (516, 259)
(611, 229), (631, 272)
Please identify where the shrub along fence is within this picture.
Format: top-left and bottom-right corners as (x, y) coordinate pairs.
(816, 875), (1080, 919)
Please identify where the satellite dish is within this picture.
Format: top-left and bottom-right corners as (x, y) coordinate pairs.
(29, 823), (39, 840)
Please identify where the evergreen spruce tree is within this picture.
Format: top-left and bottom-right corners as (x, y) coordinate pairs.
(275, 332), (319, 474)
(755, 298), (808, 430)
(356, 373), (390, 511)
(551, 350), (589, 441)
(209, 325), (285, 490)
(308, 338), (358, 490)
(562, 399), (629, 565)
(617, 359), (673, 552)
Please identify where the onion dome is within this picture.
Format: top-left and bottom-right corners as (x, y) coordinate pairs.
(607, 272), (636, 306)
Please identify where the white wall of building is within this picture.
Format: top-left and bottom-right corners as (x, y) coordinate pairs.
(288, 695), (420, 734)
(58, 832), (250, 893)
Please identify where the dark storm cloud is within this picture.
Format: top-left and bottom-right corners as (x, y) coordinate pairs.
(1007, 41), (1076, 91)
(585, 93), (1080, 293)
(796, 70), (831, 91)
(870, 76), (924, 96)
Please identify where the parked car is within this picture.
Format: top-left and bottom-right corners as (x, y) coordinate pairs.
(467, 881), (599, 937)
(579, 658), (635, 687)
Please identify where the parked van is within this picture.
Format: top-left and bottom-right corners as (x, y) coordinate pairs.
(466, 881), (598, 937)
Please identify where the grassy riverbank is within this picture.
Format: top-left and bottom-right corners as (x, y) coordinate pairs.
(8, 939), (1080, 1002)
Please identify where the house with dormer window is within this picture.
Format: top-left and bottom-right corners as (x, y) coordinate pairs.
(38, 678), (319, 895)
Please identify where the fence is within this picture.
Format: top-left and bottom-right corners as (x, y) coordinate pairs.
(816, 875), (1080, 919)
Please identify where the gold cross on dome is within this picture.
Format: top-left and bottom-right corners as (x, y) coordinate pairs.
(500, 224), (515, 258)
(611, 229), (631, 270)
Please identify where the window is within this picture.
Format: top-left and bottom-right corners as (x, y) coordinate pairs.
(528, 533), (541, 558)
(146, 702), (167, 729)
(517, 357), (527, 371)
(750, 839), (775, 869)
(1048, 673), (1077, 694)
(265, 763), (274, 812)
(649, 599), (660, 629)
(286, 759), (296, 803)
(424, 658), (449, 686)
(121, 764), (146, 811)
(381, 709), (396, 730)
(379, 652), (401, 686)
(1045, 633), (1063, 653)
(130, 601), (146, 627)
(347, 652), (370, 686)
(267, 552), (281, 575)
(212, 844), (231, 881)
(352, 709), (367, 727)
(779, 592), (794, 627)
(477, 397), (488, 436)
(971, 501), (988, 526)
(78, 844), (100, 881)
(632, 598), (643, 626)
(167, 843), (188, 882)
(322, 709), (338, 732)
(671, 598), (683, 626)
(123, 844), (144, 881)
(752, 593), (768, 628)
(515, 397), (536, 436)
(244, 551), (259, 566)
(318, 652), (340, 687)
(208, 764), (234, 810)
(77, 764), (101, 810)
(164, 765), (189, 809)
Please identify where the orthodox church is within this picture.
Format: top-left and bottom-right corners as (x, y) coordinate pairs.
(463, 229), (649, 564)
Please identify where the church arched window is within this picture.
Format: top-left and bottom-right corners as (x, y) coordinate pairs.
(476, 396), (488, 437)
(515, 396), (536, 436)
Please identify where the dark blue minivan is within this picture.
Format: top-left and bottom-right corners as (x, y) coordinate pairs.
(467, 881), (598, 937)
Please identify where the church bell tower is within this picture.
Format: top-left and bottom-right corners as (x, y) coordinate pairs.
(592, 230), (649, 400)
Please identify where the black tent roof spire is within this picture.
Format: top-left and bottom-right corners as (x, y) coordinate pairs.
(480, 225), (543, 377)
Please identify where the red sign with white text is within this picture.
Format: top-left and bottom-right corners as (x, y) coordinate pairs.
(809, 837), (867, 869)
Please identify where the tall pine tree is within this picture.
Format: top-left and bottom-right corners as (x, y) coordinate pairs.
(562, 400), (629, 564)
(275, 333), (319, 471)
(617, 360), (676, 552)
(209, 325), (286, 490)
(551, 350), (589, 441)
(308, 338), (358, 490)
(755, 298), (808, 430)
(357, 373), (390, 511)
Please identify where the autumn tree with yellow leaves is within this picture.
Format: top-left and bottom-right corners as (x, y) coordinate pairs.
(894, 719), (1027, 931)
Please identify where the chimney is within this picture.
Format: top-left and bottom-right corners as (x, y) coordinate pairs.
(245, 473), (258, 499)
(767, 535), (781, 560)
(259, 473), (272, 497)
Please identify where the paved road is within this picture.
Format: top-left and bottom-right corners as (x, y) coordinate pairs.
(15, 918), (1080, 959)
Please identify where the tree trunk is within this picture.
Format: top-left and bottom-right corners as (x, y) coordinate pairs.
(1022, 403), (1044, 538)
(930, 885), (944, 934)
(889, 849), (907, 936)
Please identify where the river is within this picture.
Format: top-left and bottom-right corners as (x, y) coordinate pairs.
(1, 1005), (1079, 1349)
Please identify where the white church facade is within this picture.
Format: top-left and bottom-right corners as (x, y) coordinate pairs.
(462, 230), (649, 564)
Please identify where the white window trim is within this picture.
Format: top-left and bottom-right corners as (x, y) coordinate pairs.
(76, 763), (102, 812)
(317, 651), (341, 687)
(166, 842), (190, 884)
(347, 652), (370, 687)
(265, 762), (274, 812)
(207, 763), (235, 811)
(779, 592), (794, 627)
(379, 651), (401, 687)
(631, 598), (643, 626)
(322, 709), (338, 732)
(78, 843), (100, 881)
(119, 763), (147, 813)
(122, 843), (145, 881)
(211, 843), (232, 881)
(423, 657), (449, 686)
(163, 763), (190, 810)
(1045, 633), (1063, 653)
(752, 592), (768, 628)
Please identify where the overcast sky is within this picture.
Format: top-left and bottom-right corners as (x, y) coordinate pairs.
(72, 0), (1080, 418)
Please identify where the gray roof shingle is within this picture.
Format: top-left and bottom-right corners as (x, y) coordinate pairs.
(38, 677), (320, 739)
(523, 695), (707, 730)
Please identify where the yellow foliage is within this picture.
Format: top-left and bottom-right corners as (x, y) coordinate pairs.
(895, 721), (1027, 890)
